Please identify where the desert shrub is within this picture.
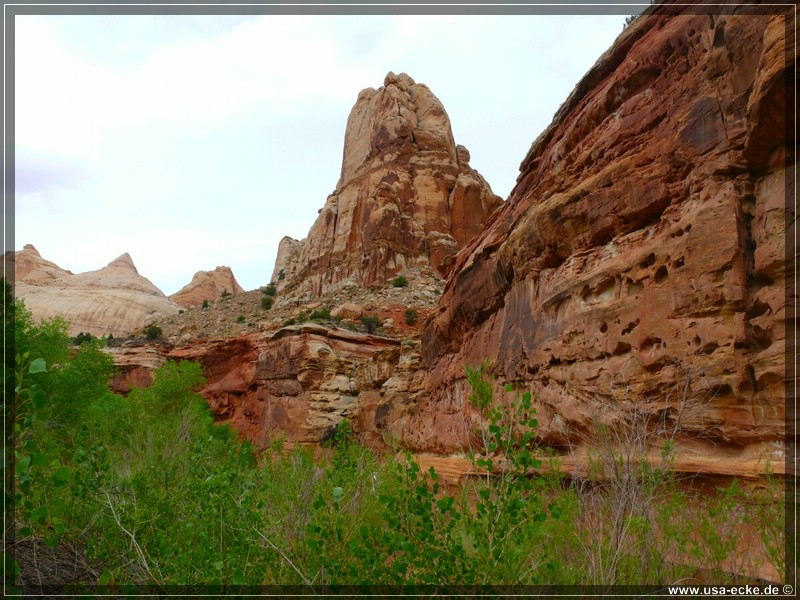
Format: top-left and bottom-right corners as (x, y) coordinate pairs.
(391, 275), (408, 288)
(263, 283), (277, 297)
(178, 309), (184, 314)
(202, 300), (209, 309)
(278, 269), (286, 281)
(236, 315), (246, 323)
(404, 308), (417, 325)
(284, 318), (296, 326)
(309, 306), (330, 321)
(220, 289), (231, 299)
(261, 296), (274, 310)
(144, 325), (162, 340)
(360, 315), (381, 333)
(72, 331), (96, 346)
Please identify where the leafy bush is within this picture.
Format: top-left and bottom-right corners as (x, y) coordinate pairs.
(261, 296), (274, 310)
(144, 325), (163, 340)
(236, 315), (246, 323)
(202, 300), (209, 310)
(360, 315), (381, 333)
(220, 289), (231, 299)
(263, 283), (277, 297)
(278, 269), (286, 281)
(404, 309), (417, 325)
(391, 275), (408, 288)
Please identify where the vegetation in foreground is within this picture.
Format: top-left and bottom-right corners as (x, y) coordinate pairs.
(4, 294), (788, 593)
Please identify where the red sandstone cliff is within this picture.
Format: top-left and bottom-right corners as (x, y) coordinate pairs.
(170, 266), (245, 308)
(405, 6), (793, 477)
(273, 71), (503, 296)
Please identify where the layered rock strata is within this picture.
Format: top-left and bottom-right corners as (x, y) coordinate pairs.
(271, 72), (503, 295)
(167, 325), (422, 449)
(411, 7), (792, 476)
(170, 266), (245, 308)
(9, 245), (180, 337)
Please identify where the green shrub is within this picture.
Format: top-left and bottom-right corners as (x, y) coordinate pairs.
(261, 296), (274, 310)
(220, 289), (231, 299)
(263, 283), (277, 297)
(202, 300), (209, 310)
(144, 325), (163, 340)
(310, 306), (331, 321)
(360, 315), (381, 333)
(391, 275), (408, 288)
(236, 315), (246, 323)
(278, 269), (286, 281)
(72, 331), (96, 346)
(404, 308), (418, 325)
(284, 318), (296, 326)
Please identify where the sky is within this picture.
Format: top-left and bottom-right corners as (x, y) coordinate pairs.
(14, 10), (633, 295)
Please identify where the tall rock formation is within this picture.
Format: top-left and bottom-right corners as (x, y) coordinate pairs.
(271, 72), (502, 295)
(9, 245), (180, 337)
(170, 266), (245, 308)
(270, 236), (303, 292)
(405, 7), (792, 476)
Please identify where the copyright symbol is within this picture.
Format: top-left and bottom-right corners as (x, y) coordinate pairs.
(784, 585), (794, 595)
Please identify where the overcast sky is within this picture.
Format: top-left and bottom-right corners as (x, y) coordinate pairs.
(14, 11), (630, 295)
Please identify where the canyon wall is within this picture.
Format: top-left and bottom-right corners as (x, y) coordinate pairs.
(405, 7), (793, 476)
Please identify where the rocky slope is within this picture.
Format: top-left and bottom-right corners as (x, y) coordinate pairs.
(273, 71), (503, 297)
(169, 266), (244, 309)
(408, 6), (792, 477)
(9, 246), (180, 337)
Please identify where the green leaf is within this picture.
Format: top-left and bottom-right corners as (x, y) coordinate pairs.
(15, 455), (30, 474)
(214, 561), (224, 570)
(332, 486), (344, 502)
(31, 453), (49, 468)
(53, 466), (71, 484)
(28, 358), (47, 374)
(30, 387), (46, 410)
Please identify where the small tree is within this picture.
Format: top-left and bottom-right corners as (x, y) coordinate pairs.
(392, 275), (409, 288)
(263, 283), (277, 297)
(404, 308), (418, 325)
(72, 332), (95, 346)
(261, 296), (274, 310)
(360, 315), (381, 334)
(144, 325), (163, 340)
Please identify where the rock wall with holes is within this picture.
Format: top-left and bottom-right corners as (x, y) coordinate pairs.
(396, 8), (793, 476)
